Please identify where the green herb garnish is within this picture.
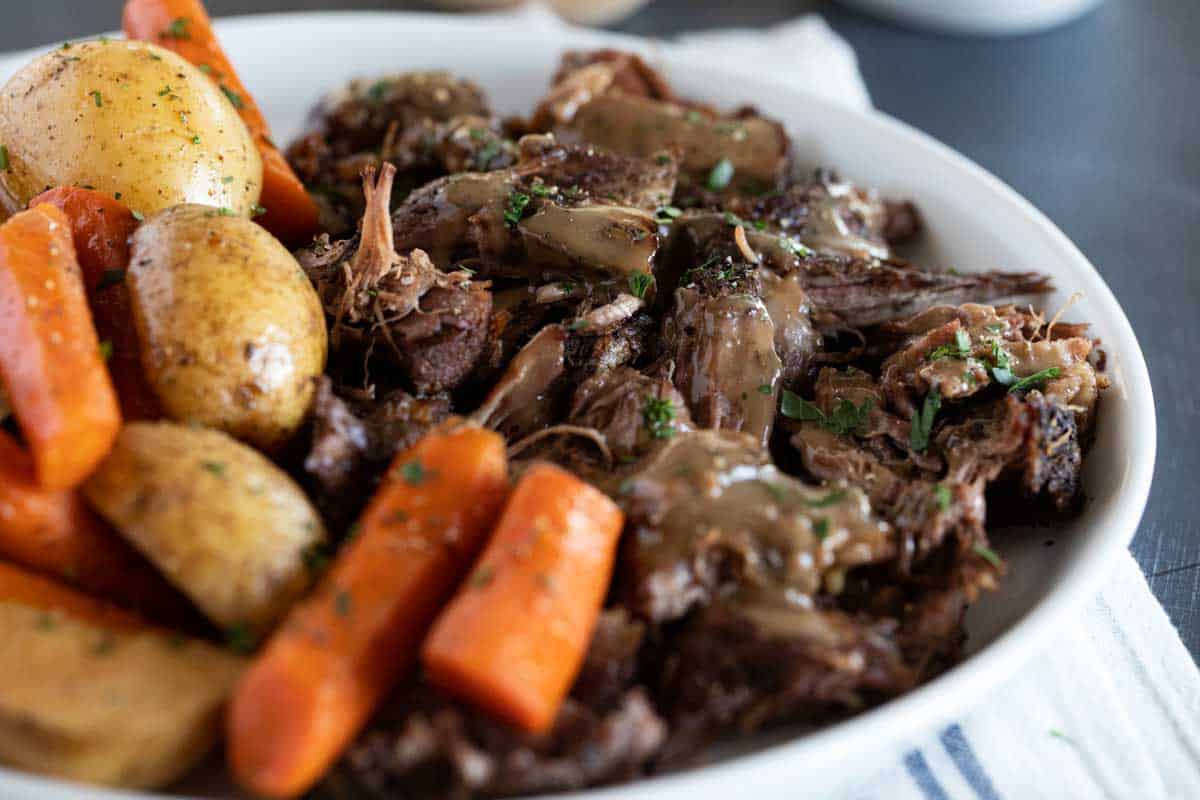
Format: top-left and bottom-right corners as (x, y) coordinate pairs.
(973, 543), (1003, 568)
(781, 390), (873, 437)
(162, 17), (191, 40)
(0, 145), (9, 171)
(628, 271), (654, 299)
(781, 237), (813, 259)
(225, 623), (257, 655)
(98, 339), (113, 362)
(1008, 366), (1061, 394)
(469, 565), (495, 588)
(706, 157), (735, 191)
(643, 396), (676, 440)
(530, 180), (555, 198)
(90, 90), (103, 107)
(935, 484), (952, 512)
(220, 85), (244, 110)
(399, 460), (427, 485)
(302, 542), (331, 574)
(201, 460), (227, 477)
(757, 383), (774, 395)
(217, 206), (235, 216)
(503, 190), (531, 228)
(655, 205), (682, 222)
(131, 210), (145, 222)
(909, 390), (941, 453)
(928, 329), (972, 361)
(251, 204), (267, 218)
(334, 589), (352, 617)
(805, 489), (848, 508)
(813, 517), (830, 540)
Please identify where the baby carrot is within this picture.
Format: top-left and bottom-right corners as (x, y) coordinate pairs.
(123, 0), (320, 244)
(0, 203), (121, 488)
(227, 422), (510, 799)
(422, 462), (625, 734)
(30, 187), (160, 421)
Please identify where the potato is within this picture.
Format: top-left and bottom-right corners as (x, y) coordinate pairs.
(83, 422), (327, 635)
(129, 204), (327, 451)
(0, 40), (261, 217)
(0, 601), (243, 790)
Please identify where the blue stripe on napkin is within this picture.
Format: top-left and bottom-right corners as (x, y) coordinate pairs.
(939, 724), (1001, 800)
(903, 749), (950, 800)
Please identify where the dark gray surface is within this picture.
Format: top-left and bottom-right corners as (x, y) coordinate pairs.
(2, 0), (1196, 656)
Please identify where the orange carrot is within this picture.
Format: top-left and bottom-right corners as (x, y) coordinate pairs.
(122, 0), (320, 245)
(0, 204), (121, 489)
(422, 462), (625, 734)
(228, 422), (510, 799)
(0, 560), (145, 633)
(30, 187), (161, 421)
(0, 429), (197, 625)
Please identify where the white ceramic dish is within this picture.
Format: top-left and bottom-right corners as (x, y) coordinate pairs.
(838, 0), (1104, 36)
(0, 12), (1154, 800)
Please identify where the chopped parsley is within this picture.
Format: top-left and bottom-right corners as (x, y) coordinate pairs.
(529, 180), (555, 198)
(225, 623), (257, 655)
(706, 157), (735, 191)
(157, 85), (173, 97)
(685, 109), (703, 124)
(804, 489), (848, 508)
(655, 153), (672, 165)
(131, 210), (145, 222)
(469, 565), (495, 588)
(558, 280), (578, 293)
(367, 80), (389, 102)
(1008, 366), (1061, 394)
(503, 190), (531, 228)
(222, 175), (235, 184)
(251, 204), (268, 218)
(162, 16), (191, 40)
(934, 484), (952, 512)
(655, 205), (682, 222)
(92, 633), (116, 655)
(0, 145), (8, 171)
(642, 396), (676, 439)
(473, 141), (503, 168)
(973, 543), (1003, 568)
(98, 339), (113, 362)
(928, 328), (972, 361)
(812, 517), (830, 540)
(757, 383), (774, 395)
(909, 390), (941, 453)
(220, 85), (245, 110)
(191, 135), (201, 145)
(302, 542), (331, 573)
(399, 460), (428, 485)
(781, 390), (874, 437)
(36, 612), (57, 631)
(781, 236), (813, 259)
(217, 206), (235, 217)
(96, 268), (125, 291)
(90, 90), (103, 107)
(628, 271), (654, 299)
(201, 460), (227, 477)
(1048, 729), (1075, 745)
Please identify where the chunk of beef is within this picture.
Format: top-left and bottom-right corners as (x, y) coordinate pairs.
(567, 367), (693, 465)
(661, 262), (782, 447)
(617, 430), (893, 624)
(304, 378), (451, 530)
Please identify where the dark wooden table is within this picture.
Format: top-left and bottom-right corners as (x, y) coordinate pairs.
(4, 0), (1196, 658)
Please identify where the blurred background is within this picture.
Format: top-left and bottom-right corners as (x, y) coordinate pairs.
(3, 0), (1197, 657)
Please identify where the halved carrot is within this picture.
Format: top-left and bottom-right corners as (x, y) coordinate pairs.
(0, 429), (196, 625)
(227, 422), (510, 799)
(0, 203), (121, 488)
(122, 0), (320, 245)
(0, 560), (145, 633)
(422, 462), (625, 734)
(30, 187), (160, 421)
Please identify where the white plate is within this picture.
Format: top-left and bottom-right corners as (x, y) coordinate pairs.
(0, 11), (1155, 800)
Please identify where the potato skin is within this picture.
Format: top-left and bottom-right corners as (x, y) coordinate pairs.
(0, 601), (243, 790)
(129, 204), (327, 451)
(0, 40), (261, 217)
(82, 422), (327, 635)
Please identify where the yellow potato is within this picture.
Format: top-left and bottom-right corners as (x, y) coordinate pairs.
(129, 204), (327, 451)
(0, 40), (261, 217)
(83, 422), (327, 636)
(0, 601), (243, 790)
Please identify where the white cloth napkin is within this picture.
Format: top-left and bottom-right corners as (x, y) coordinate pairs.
(507, 6), (1200, 798)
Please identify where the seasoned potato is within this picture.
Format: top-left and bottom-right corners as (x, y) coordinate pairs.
(129, 204), (327, 451)
(82, 422), (327, 635)
(0, 40), (261, 217)
(0, 601), (243, 790)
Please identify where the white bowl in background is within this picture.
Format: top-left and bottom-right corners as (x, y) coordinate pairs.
(0, 11), (1154, 800)
(838, 0), (1105, 36)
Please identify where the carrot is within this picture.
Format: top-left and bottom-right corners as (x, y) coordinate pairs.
(30, 187), (160, 421)
(0, 560), (145, 633)
(122, 0), (320, 245)
(0, 429), (197, 625)
(0, 204), (121, 489)
(422, 462), (625, 734)
(227, 422), (510, 799)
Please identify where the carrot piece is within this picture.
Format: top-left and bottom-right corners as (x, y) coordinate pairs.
(0, 560), (145, 633)
(0, 204), (121, 488)
(30, 187), (161, 421)
(122, 0), (320, 245)
(422, 462), (625, 734)
(227, 422), (510, 799)
(0, 429), (196, 625)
